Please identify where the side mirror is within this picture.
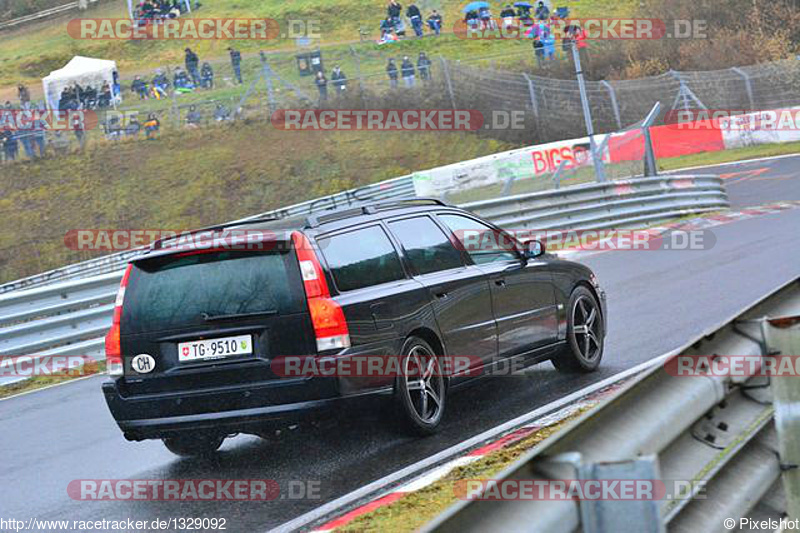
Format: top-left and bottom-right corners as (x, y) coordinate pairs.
(525, 240), (545, 259)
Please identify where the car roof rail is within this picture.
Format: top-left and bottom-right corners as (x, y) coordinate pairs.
(305, 197), (452, 228)
(150, 215), (280, 250)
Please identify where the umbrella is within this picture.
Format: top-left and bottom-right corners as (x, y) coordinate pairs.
(462, 1), (489, 13)
(514, 2), (533, 8)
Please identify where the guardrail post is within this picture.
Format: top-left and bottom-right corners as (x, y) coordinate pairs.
(765, 317), (800, 522)
(601, 80), (622, 130)
(731, 67), (756, 110)
(536, 453), (665, 533)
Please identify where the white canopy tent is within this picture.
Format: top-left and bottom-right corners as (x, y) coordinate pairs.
(42, 56), (120, 109)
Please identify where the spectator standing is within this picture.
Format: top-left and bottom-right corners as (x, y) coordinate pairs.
(2, 129), (17, 162)
(315, 71), (328, 103)
(417, 52), (431, 82)
(98, 82), (112, 108)
(18, 84), (30, 105)
(228, 47), (243, 84)
(33, 103), (47, 157)
(200, 62), (214, 89)
(535, 1), (549, 21)
(407, 3), (423, 37)
(331, 66), (347, 95)
(465, 10), (479, 29)
(18, 104), (35, 158)
(184, 48), (200, 85)
(131, 75), (149, 99)
(478, 6), (494, 30)
(72, 111), (86, 151)
(144, 113), (160, 140)
(427, 10), (442, 35)
(500, 4), (516, 27)
(401, 56), (415, 87)
(533, 36), (545, 66)
(387, 0), (404, 36)
(125, 116), (141, 137)
(387, 59), (399, 89)
(543, 33), (556, 60)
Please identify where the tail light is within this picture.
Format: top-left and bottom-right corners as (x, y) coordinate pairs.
(105, 264), (133, 376)
(292, 232), (351, 352)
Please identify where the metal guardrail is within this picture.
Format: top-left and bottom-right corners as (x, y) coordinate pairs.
(0, 173), (728, 386)
(0, 0), (100, 30)
(461, 175), (729, 232)
(0, 175), (416, 294)
(426, 277), (800, 533)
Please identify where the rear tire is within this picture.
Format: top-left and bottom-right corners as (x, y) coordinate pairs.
(552, 286), (604, 373)
(162, 434), (224, 457)
(394, 337), (446, 436)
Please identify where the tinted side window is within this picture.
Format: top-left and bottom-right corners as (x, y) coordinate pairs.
(388, 216), (464, 275)
(318, 226), (405, 292)
(439, 214), (520, 265)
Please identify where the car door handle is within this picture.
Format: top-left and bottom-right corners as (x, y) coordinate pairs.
(494, 279), (506, 287)
(435, 292), (449, 299)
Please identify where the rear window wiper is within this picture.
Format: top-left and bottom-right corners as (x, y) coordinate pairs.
(201, 310), (278, 322)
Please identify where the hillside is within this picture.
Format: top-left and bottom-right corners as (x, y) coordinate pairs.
(0, 119), (514, 282)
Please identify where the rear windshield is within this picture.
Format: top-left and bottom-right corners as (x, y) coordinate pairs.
(122, 251), (305, 334)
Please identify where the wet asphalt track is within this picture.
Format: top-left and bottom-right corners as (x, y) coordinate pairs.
(1, 155), (799, 532)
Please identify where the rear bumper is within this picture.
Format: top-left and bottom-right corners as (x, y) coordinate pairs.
(104, 339), (403, 440)
(103, 377), (392, 441)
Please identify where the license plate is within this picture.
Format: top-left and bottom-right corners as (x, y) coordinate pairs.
(178, 335), (253, 362)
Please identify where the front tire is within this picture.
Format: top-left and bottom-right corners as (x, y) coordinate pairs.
(394, 337), (446, 436)
(162, 434), (224, 457)
(552, 286), (604, 373)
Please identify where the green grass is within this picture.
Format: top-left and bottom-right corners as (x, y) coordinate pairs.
(0, 361), (106, 399)
(657, 140), (800, 171)
(340, 404), (594, 532)
(0, 120), (514, 283)
(0, 0), (637, 92)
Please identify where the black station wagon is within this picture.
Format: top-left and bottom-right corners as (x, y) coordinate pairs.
(103, 199), (606, 456)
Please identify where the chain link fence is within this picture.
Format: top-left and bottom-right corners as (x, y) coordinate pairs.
(3, 45), (800, 165)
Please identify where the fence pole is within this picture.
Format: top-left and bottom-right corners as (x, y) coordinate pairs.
(731, 67), (756, 110)
(669, 70), (707, 112)
(522, 73), (539, 118)
(571, 42), (606, 183)
(601, 80), (622, 129)
(235, 70), (264, 117)
(522, 73), (543, 140)
(439, 57), (457, 110)
(259, 52), (277, 116)
(349, 45), (367, 106)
